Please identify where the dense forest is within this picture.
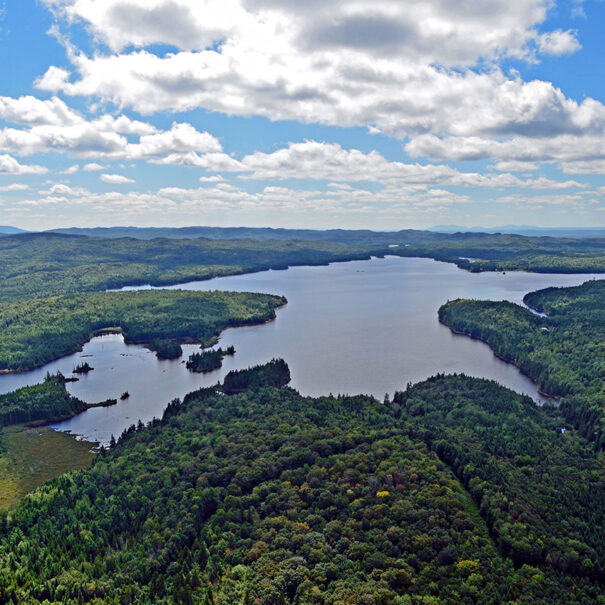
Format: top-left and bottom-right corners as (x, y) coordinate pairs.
(186, 346), (235, 373)
(0, 230), (603, 304)
(222, 358), (291, 393)
(0, 373), (89, 428)
(438, 279), (605, 449)
(0, 366), (602, 603)
(0, 231), (603, 603)
(0, 290), (285, 372)
(151, 340), (184, 360)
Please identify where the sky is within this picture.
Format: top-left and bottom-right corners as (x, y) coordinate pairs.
(0, 0), (604, 230)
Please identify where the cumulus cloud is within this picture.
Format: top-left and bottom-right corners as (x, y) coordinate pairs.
(0, 95), (81, 126)
(125, 122), (222, 161)
(34, 0), (597, 150)
(40, 183), (90, 196)
(43, 0), (549, 63)
(83, 162), (104, 171)
(0, 96), (224, 165)
(535, 29), (581, 56)
(493, 161), (538, 172)
(232, 141), (587, 190)
(405, 131), (605, 169)
(7, 177), (601, 230)
(100, 173), (134, 184)
(0, 154), (48, 175)
(0, 183), (30, 192)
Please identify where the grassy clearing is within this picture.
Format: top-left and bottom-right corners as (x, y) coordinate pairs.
(0, 426), (95, 510)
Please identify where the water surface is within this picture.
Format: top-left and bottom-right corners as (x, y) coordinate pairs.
(0, 256), (600, 444)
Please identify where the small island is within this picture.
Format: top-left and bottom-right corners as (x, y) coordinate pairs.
(72, 362), (93, 375)
(120, 391), (130, 400)
(186, 346), (235, 373)
(151, 340), (183, 360)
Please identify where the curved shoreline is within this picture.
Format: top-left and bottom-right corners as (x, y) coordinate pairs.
(439, 319), (559, 404)
(0, 299), (287, 376)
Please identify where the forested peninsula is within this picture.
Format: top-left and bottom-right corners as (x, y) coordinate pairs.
(0, 290), (285, 372)
(438, 279), (605, 449)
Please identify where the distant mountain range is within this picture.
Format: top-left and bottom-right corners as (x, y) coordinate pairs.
(49, 226), (397, 242)
(430, 225), (605, 238)
(2, 224), (604, 240)
(49, 225), (605, 241)
(0, 226), (27, 235)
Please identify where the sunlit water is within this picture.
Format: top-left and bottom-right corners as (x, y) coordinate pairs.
(0, 256), (600, 444)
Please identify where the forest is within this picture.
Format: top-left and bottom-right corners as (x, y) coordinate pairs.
(186, 346), (235, 373)
(0, 373), (89, 428)
(0, 290), (285, 372)
(438, 279), (605, 449)
(0, 231), (603, 603)
(0, 364), (602, 604)
(0, 230), (603, 305)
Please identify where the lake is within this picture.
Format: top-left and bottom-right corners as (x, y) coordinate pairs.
(0, 256), (601, 444)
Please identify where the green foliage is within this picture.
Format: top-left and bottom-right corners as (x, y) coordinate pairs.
(394, 375), (605, 580)
(0, 233), (375, 303)
(222, 358), (291, 393)
(0, 373), (88, 427)
(186, 346), (235, 373)
(151, 340), (183, 360)
(438, 279), (605, 448)
(0, 231), (602, 304)
(0, 372), (602, 603)
(0, 290), (285, 372)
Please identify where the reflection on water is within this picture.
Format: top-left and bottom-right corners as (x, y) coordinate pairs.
(0, 256), (601, 444)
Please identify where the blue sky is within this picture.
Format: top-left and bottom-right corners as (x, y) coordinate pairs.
(0, 0), (604, 230)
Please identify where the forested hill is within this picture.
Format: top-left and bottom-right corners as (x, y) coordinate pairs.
(0, 290), (286, 372)
(438, 279), (605, 449)
(0, 369), (602, 603)
(1, 230), (604, 304)
(0, 233), (374, 303)
(50, 225), (605, 241)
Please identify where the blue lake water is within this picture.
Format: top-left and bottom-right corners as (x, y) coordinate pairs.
(0, 256), (600, 444)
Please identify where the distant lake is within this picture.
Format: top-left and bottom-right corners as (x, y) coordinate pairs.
(0, 257), (601, 444)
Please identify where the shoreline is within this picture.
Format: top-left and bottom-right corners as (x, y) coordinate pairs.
(0, 299), (287, 377)
(440, 319), (560, 404)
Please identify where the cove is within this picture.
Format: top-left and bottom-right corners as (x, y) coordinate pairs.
(0, 256), (601, 444)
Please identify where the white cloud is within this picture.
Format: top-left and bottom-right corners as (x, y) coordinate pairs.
(199, 175), (224, 182)
(0, 183), (30, 192)
(42, 0), (550, 63)
(34, 0), (600, 145)
(0, 154), (48, 175)
(560, 160), (605, 175)
(83, 162), (104, 171)
(61, 164), (80, 174)
(493, 161), (538, 172)
(536, 29), (581, 56)
(7, 178), (601, 229)
(36, 66), (71, 91)
(231, 141), (588, 190)
(405, 130), (605, 170)
(38, 183), (90, 196)
(125, 122), (221, 160)
(0, 96), (224, 165)
(100, 173), (134, 184)
(0, 95), (81, 126)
